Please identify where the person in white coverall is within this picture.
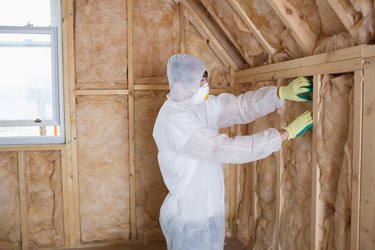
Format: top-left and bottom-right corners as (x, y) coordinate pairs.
(153, 54), (313, 250)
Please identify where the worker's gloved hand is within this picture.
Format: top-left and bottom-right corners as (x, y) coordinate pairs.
(279, 76), (312, 101)
(283, 110), (313, 140)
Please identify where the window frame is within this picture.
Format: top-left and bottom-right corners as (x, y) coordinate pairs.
(0, 0), (64, 145)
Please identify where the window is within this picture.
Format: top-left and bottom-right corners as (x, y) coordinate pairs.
(0, 0), (64, 145)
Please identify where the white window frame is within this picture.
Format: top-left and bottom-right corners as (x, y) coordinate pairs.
(0, 0), (64, 145)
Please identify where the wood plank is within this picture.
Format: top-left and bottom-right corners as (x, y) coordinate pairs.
(351, 70), (363, 250)
(236, 58), (362, 83)
(311, 75), (324, 250)
(60, 149), (70, 246)
(134, 77), (168, 85)
(274, 90), (286, 250)
(227, 0), (277, 56)
(0, 144), (65, 152)
(179, 3), (186, 54)
(326, 0), (359, 40)
(199, 0), (254, 65)
(134, 85), (169, 91)
(235, 45), (364, 78)
(61, 0), (78, 246)
(127, 0), (137, 241)
(266, 0), (318, 55)
(359, 60), (375, 250)
(75, 89), (129, 96)
(181, 0), (244, 70)
(18, 151), (28, 250)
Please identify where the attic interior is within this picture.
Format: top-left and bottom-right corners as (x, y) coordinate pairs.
(0, 0), (375, 249)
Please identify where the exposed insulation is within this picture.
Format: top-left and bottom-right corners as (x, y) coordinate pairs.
(285, 0), (321, 35)
(317, 74), (353, 249)
(26, 151), (64, 248)
(199, 0), (269, 67)
(351, 0), (375, 44)
(134, 91), (168, 240)
(75, 0), (128, 89)
(240, 0), (304, 60)
(0, 152), (20, 249)
(134, 0), (179, 82)
(280, 84), (312, 250)
(186, 22), (230, 89)
(76, 96), (130, 242)
(313, 33), (356, 55)
(315, 0), (347, 35)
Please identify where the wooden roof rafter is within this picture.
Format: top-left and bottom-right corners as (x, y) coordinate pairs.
(227, 0), (277, 57)
(266, 0), (318, 56)
(326, 0), (362, 42)
(181, 0), (245, 70)
(198, 0), (255, 66)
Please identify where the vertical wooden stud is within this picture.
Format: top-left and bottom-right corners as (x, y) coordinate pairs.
(61, 149), (70, 246)
(179, 3), (186, 54)
(351, 70), (363, 250)
(18, 151), (28, 250)
(127, 0), (137, 241)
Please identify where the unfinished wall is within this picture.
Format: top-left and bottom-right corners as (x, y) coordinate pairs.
(133, 0), (179, 84)
(0, 152), (20, 249)
(75, 0), (128, 89)
(134, 91), (168, 240)
(26, 151), (64, 248)
(317, 74), (353, 250)
(186, 21), (231, 89)
(76, 96), (130, 243)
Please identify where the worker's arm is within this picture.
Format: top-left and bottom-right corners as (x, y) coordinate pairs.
(215, 86), (284, 129)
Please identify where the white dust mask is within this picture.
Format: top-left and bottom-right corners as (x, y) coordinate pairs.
(192, 82), (209, 105)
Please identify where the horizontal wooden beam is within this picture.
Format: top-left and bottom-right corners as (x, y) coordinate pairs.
(266, 0), (318, 55)
(134, 85), (169, 91)
(0, 144), (65, 152)
(236, 58), (361, 82)
(181, 0), (245, 70)
(227, 0), (277, 56)
(75, 89), (129, 95)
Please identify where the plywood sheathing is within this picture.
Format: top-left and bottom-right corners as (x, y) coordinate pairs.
(75, 0), (128, 89)
(238, 0), (304, 61)
(133, 0), (179, 84)
(196, 0), (268, 67)
(0, 152), (20, 249)
(317, 74), (353, 249)
(134, 91), (168, 240)
(76, 96), (130, 242)
(25, 151), (64, 248)
(280, 90), (312, 250)
(186, 22), (231, 89)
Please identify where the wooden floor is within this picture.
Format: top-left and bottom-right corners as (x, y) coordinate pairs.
(55, 237), (245, 250)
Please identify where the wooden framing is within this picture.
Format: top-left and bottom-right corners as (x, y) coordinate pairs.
(127, 0), (137, 241)
(234, 44), (375, 250)
(266, 0), (317, 55)
(18, 151), (28, 250)
(181, 0), (244, 70)
(227, 0), (277, 56)
(199, 0), (254, 65)
(326, 0), (360, 42)
(61, 0), (80, 246)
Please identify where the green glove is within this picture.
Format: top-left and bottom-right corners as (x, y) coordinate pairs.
(283, 110), (313, 140)
(279, 76), (313, 101)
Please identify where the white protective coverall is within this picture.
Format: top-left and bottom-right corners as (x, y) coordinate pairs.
(153, 54), (285, 250)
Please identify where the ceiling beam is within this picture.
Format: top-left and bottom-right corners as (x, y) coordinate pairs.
(227, 0), (277, 56)
(181, 0), (245, 70)
(326, 0), (361, 41)
(267, 0), (318, 55)
(199, 0), (254, 66)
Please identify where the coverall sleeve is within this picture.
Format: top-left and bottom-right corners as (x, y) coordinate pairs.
(164, 113), (281, 164)
(216, 86), (285, 129)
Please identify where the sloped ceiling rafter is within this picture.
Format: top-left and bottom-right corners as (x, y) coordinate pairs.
(198, 0), (255, 66)
(227, 0), (278, 57)
(267, 0), (318, 55)
(181, 0), (246, 70)
(327, 0), (375, 44)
